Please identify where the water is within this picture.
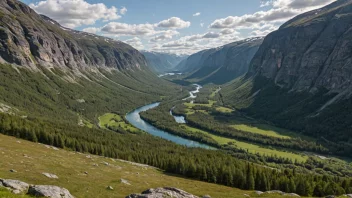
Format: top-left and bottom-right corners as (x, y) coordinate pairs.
(183, 84), (202, 100)
(170, 107), (186, 124)
(125, 102), (214, 149)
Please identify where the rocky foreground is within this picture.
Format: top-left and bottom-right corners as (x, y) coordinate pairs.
(0, 178), (74, 198)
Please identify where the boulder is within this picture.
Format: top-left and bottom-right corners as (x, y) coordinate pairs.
(346, 195), (352, 198)
(202, 195), (211, 198)
(255, 191), (263, 195)
(9, 169), (17, 173)
(42, 172), (59, 179)
(120, 178), (131, 185)
(126, 187), (199, 198)
(0, 179), (29, 194)
(284, 193), (300, 197)
(107, 186), (114, 190)
(28, 185), (74, 198)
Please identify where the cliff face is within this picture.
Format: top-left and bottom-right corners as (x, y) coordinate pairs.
(141, 51), (187, 74)
(176, 38), (263, 84)
(0, 0), (147, 72)
(249, 0), (352, 93)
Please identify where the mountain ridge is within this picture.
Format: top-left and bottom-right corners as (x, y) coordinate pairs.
(0, 0), (147, 73)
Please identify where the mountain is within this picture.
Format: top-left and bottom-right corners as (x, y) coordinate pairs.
(141, 51), (187, 74)
(0, 0), (177, 124)
(175, 38), (263, 84)
(222, 0), (352, 149)
(0, 0), (146, 71)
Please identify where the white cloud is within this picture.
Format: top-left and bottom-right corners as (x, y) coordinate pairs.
(120, 7), (127, 15)
(101, 22), (156, 36)
(209, 0), (335, 30)
(82, 27), (101, 34)
(200, 23), (204, 27)
(193, 12), (201, 17)
(157, 17), (191, 29)
(124, 37), (144, 50)
(29, 0), (121, 28)
(150, 30), (179, 42)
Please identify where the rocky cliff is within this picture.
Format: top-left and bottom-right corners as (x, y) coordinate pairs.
(0, 0), (146, 72)
(249, 0), (352, 93)
(142, 51), (187, 74)
(176, 38), (263, 84)
(222, 0), (352, 148)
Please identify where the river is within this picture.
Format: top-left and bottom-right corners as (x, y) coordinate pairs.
(125, 84), (215, 149)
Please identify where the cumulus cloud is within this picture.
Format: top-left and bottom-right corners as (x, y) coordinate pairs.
(149, 30), (179, 42)
(209, 0), (335, 30)
(29, 0), (121, 28)
(124, 37), (144, 50)
(82, 27), (101, 34)
(157, 17), (191, 29)
(101, 22), (156, 36)
(193, 12), (201, 17)
(120, 7), (127, 15)
(200, 23), (204, 27)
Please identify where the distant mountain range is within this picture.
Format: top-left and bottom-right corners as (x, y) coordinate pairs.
(141, 51), (188, 74)
(175, 37), (263, 84)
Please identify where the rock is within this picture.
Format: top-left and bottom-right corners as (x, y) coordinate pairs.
(345, 194), (352, 198)
(0, 179), (29, 194)
(103, 162), (109, 166)
(244, 194), (250, 197)
(107, 186), (114, 190)
(42, 173), (59, 179)
(28, 185), (74, 198)
(9, 169), (17, 173)
(284, 193), (300, 197)
(326, 196), (335, 198)
(265, 190), (284, 195)
(120, 178), (131, 185)
(255, 191), (263, 195)
(126, 187), (199, 198)
(84, 171), (88, 175)
(202, 195), (211, 198)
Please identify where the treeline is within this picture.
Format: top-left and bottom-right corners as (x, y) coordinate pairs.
(186, 112), (329, 154)
(221, 76), (352, 157)
(1, 112), (352, 196)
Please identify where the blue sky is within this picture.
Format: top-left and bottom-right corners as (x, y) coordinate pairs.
(21, 0), (336, 54)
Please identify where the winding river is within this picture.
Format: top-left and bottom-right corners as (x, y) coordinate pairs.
(125, 84), (214, 149)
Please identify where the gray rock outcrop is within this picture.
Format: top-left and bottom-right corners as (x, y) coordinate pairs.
(126, 187), (199, 198)
(28, 185), (74, 198)
(0, 179), (29, 194)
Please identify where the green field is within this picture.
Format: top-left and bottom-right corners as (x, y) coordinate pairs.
(183, 125), (307, 162)
(215, 106), (234, 113)
(230, 124), (292, 139)
(98, 113), (139, 133)
(0, 134), (251, 198)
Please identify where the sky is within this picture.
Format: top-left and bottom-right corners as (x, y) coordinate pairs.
(20, 0), (336, 55)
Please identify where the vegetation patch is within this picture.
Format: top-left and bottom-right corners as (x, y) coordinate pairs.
(230, 124), (292, 139)
(99, 113), (139, 133)
(183, 125), (307, 162)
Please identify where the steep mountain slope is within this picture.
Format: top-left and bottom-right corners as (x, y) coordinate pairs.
(142, 51), (187, 74)
(0, 0), (179, 124)
(175, 38), (263, 84)
(0, 0), (145, 71)
(222, 0), (352, 153)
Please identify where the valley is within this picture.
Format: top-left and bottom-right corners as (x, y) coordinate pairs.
(1, 0), (352, 197)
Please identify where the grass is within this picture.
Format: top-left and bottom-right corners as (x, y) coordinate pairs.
(184, 100), (216, 108)
(183, 126), (307, 162)
(0, 134), (252, 198)
(0, 188), (32, 198)
(230, 124), (292, 139)
(98, 113), (139, 133)
(215, 107), (234, 113)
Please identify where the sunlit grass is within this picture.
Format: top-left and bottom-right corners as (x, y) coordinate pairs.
(0, 134), (251, 198)
(99, 113), (139, 132)
(183, 125), (307, 162)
